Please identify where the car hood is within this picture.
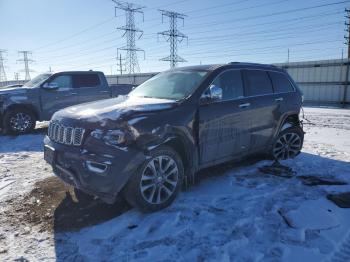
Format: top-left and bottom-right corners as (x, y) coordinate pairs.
(0, 87), (29, 95)
(53, 95), (178, 126)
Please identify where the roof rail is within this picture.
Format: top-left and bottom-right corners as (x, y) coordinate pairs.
(228, 62), (277, 68)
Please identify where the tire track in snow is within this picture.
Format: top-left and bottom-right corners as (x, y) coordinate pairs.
(328, 232), (350, 262)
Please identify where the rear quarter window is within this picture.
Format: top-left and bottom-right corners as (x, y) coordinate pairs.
(73, 74), (100, 88)
(243, 70), (273, 96)
(268, 71), (294, 93)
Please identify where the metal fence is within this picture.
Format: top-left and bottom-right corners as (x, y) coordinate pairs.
(275, 59), (350, 106)
(1, 59), (349, 106)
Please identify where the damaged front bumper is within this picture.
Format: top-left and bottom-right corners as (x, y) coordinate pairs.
(43, 135), (146, 203)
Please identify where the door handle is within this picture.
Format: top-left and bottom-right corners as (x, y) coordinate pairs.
(275, 97), (283, 102)
(71, 93), (78, 95)
(100, 91), (109, 93)
(239, 103), (250, 108)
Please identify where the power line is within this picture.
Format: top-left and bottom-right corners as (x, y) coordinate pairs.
(17, 51), (34, 81)
(34, 17), (116, 51)
(158, 10), (188, 68)
(36, 9), (342, 62)
(180, 0), (350, 31)
(33, 2), (343, 59)
(113, 0), (145, 74)
(0, 49), (7, 82)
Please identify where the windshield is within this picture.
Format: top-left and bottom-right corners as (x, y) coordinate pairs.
(23, 73), (53, 88)
(129, 70), (208, 100)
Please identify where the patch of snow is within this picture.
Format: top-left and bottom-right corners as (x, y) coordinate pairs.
(1, 107), (350, 261)
(285, 199), (340, 230)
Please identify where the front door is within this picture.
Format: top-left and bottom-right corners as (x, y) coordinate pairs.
(40, 74), (78, 120)
(198, 69), (251, 166)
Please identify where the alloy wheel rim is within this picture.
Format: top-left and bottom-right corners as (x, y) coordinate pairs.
(10, 113), (32, 132)
(140, 155), (179, 205)
(273, 132), (302, 160)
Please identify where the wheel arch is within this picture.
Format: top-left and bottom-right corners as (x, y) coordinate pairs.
(146, 134), (199, 186)
(4, 104), (39, 120)
(277, 113), (302, 135)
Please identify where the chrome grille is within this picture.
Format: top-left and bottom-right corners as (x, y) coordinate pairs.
(48, 121), (85, 146)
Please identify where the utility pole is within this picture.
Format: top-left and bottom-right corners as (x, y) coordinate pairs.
(158, 10), (188, 68)
(344, 8), (350, 107)
(0, 49), (7, 83)
(17, 51), (34, 80)
(116, 53), (126, 75)
(345, 8), (350, 59)
(112, 0), (145, 74)
(14, 72), (19, 83)
(287, 49), (290, 63)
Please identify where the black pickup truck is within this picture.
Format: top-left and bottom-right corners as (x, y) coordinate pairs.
(0, 71), (135, 134)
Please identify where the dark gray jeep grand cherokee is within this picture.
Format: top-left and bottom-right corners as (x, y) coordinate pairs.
(44, 63), (304, 212)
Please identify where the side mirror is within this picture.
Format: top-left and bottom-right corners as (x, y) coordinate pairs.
(200, 84), (223, 103)
(210, 85), (223, 101)
(42, 82), (59, 89)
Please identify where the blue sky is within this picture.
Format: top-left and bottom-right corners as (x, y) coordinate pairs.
(0, 0), (348, 79)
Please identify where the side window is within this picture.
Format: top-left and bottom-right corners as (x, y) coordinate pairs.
(73, 74), (100, 88)
(243, 70), (273, 96)
(48, 75), (72, 89)
(211, 70), (244, 101)
(268, 71), (294, 93)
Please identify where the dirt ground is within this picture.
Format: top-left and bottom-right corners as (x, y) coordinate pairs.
(2, 177), (130, 233)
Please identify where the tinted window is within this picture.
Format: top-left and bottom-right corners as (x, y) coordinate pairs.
(48, 75), (72, 89)
(73, 74), (100, 88)
(269, 71), (294, 93)
(211, 70), (244, 101)
(243, 70), (273, 96)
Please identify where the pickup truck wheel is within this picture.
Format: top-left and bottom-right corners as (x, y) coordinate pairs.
(272, 126), (304, 160)
(123, 146), (184, 212)
(4, 109), (36, 135)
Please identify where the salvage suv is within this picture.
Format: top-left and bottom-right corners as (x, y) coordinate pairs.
(44, 63), (304, 212)
(0, 71), (133, 135)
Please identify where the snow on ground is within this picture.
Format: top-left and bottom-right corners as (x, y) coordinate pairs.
(0, 107), (350, 261)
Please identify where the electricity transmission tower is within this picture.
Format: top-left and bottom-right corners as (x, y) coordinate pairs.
(345, 8), (350, 59)
(0, 49), (7, 83)
(158, 10), (188, 68)
(17, 51), (34, 80)
(112, 0), (145, 74)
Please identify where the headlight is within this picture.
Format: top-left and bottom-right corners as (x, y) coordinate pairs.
(91, 129), (126, 146)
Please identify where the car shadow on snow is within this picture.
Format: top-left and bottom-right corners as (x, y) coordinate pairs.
(51, 151), (350, 261)
(0, 125), (47, 153)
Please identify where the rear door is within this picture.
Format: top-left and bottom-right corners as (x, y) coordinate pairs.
(198, 69), (251, 165)
(241, 69), (278, 151)
(268, 71), (296, 114)
(40, 74), (78, 119)
(72, 73), (111, 104)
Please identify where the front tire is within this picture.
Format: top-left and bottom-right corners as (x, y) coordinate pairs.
(3, 109), (36, 135)
(272, 126), (304, 160)
(123, 146), (184, 212)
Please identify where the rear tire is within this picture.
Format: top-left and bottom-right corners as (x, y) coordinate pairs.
(123, 146), (184, 212)
(3, 109), (36, 135)
(271, 126), (304, 160)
